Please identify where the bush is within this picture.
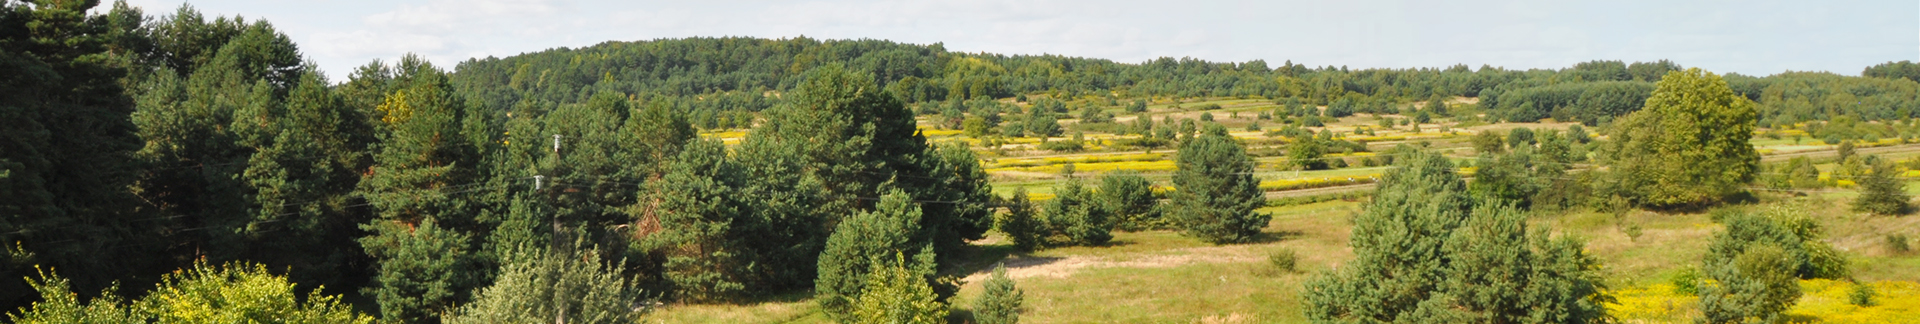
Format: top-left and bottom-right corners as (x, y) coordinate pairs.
(1850, 282), (1877, 307)
(1269, 248), (1299, 273)
(972, 263), (1023, 324)
(816, 191), (936, 320)
(447, 247), (645, 324)
(10, 262), (373, 324)
(1671, 266), (1702, 295)
(1853, 155), (1911, 215)
(851, 252), (947, 324)
(1889, 233), (1912, 254)
(999, 189), (1044, 252)
(1700, 244), (1802, 324)
(1100, 171), (1166, 231)
(1044, 178), (1113, 246)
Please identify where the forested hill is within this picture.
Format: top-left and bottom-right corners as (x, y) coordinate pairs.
(451, 37), (1920, 128)
(6, 2), (1920, 323)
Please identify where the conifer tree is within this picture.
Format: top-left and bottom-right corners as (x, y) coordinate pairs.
(1100, 171), (1164, 231)
(445, 246), (643, 324)
(354, 56), (490, 323)
(815, 191), (942, 320)
(638, 139), (754, 301)
(972, 263), (1023, 324)
(998, 188), (1044, 252)
(1304, 151), (1608, 323)
(1853, 155), (1911, 215)
(1170, 126), (1269, 244)
(850, 252), (947, 324)
(1044, 177), (1112, 246)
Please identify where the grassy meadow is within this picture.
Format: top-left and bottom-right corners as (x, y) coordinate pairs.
(660, 96), (1920, 323)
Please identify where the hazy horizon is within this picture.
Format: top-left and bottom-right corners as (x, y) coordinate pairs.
(113, 0), (1917, 79)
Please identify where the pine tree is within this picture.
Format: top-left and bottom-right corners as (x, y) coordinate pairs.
(1044, 177), (1112, 246)
(354, 56), (490, 323)
(1100, 171), (1164, 231)
(445, 246), (644, 324)
(972, 263), (1023, 324)
(1303, 151), (1609, 323)
(1, 0), (151, 308)
(850, 252), (947, 324)
(638, 139), (754, 301)
(1170, 127), (1269, 244)
(1853, 155), (1911, 215)
(998, 188), (1044, 252)
(815, 191), (942, 320)
(1699, 245), (1801, 324)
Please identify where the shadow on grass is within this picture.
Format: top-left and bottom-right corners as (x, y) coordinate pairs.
(1242, 229), (1304, 244)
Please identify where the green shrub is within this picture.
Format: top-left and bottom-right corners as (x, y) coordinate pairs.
(851, 252), (947, 324)
(447, 247), (645, 324)
(1100, 171), (1166, 231)
(972, 263), (1023, 324)
(11, 262), (373, 324)
(816, 191), (933, 320)
(1670, 266), (1701, 295)
(1699, 244), (1802, 324)
(1850, 282), (1877, 307)
(1269, 248), (1299, 273)
(1889, 233), (1912, 254)
(999, 189), (1044, 252)
(1044, 178), (1112, 246)
(1854, 155), (1912, 215)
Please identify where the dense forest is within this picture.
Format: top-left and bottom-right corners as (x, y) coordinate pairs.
(4, 1), (1919, 323)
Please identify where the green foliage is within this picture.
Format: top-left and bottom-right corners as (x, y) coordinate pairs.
(1126, 99), (1147, 113)
(971, 263), (1023, 324)
(1269, 248), (1299, 273)
(1043, 177), (1113, 246)
(1099, 171), (1166, 231)
(639, 139), (756, 301)
(1170, 131), (1270, 244)
(1671, 267), (1703, 295)
(1472, 130), (1506, 154)
(6, 268), (140, 324)
(1507, 127), (1536, 148)
(998, 188), (1044, 252)
(445, 246), (643, 324)
(1853, 155), (1911, 215)
(815, 191), (950, 320)
(1698, 244), (1801, 324)
(963, 116), (988, 138)
(1287, 134), (1329, 170)
(8, 263), (372, 324)
(1864, 60), (1920, 83)
(1890, 233), (1913, 254)
(357, 219), (488, 323)
(1849, 282), (1878, 307)
(850, 252), (947, 324)
(1718, 207), (1851, 280)
(1303, 151), (1608, 324)
(1600, 68), (1758, 208)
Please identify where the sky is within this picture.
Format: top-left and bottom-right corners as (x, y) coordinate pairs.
(109, 0), (1918, 80)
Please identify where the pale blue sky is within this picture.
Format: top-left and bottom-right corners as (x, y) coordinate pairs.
(113, 0), (1917, 80)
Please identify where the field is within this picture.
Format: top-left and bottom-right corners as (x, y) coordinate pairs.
(649, 97), (1920, 323)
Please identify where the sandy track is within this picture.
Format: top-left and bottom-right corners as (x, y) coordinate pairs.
(960, 245), (1262, 282)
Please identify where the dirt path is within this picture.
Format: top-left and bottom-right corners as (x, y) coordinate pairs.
(1761, 143), (1920, 162)
(960, 245), (1262, 282)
